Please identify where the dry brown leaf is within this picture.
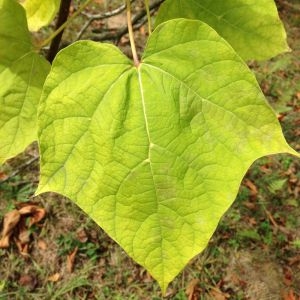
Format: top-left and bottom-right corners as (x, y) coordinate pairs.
(209, 288), (229, 300)
(243, 201), (256, 210)
(18, 274), (37, 291)
(76, 228), (88, 243)
(283, 289), (297, 300)
(18, 205), (46, 226)
(1, 210), (20, 236)
(244, 179), (258, 197)
(0, 235), (10, 248)
(18, 219), (31, 245)
(37, 239), (47, 250)
(283, 267), (293, 286)
(0, 204), (46, 254)
(15, 238), (29, 257)
(67, 247), (78, 273)
(0, 171), (8, 180)
(47, 273), (60, 282)
(288, 255), (300, 266)
(185, 278), (200, 300)
(0, 210), (20, 248)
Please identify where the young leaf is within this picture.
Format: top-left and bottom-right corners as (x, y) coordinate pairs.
(0, 0), (50, 164)
(155, 0), (289, 61)
(37, 19), (298, 291)
(22, 0), (60, 31)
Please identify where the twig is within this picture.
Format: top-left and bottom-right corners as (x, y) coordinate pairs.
(47, 0), (72, 63)
(76, 0), (136, 41)
(91, 0), (164, 43)
(0, 156), (39, 184)
(265, 209), (279, 228)
(264, 208), (291, 235)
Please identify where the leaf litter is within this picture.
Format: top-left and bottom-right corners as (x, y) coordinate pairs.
(0, 0), (300, 298)
(0, 203), (46, 256)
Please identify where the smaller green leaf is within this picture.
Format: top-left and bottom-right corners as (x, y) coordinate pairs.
(22, 0), (60, 31)
(0, 0), (50, 163)
(155, 0), (290, 61)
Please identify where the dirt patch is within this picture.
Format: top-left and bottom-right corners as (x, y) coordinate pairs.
(224, 250), (288, 299)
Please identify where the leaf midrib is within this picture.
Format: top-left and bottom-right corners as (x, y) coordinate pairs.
(137, 66), (165, 281)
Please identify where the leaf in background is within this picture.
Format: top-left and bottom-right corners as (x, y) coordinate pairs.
(0, 0), (50, 164)
(37, 19), (298, 291)
(21, 0), (60, 31)
(155, 0), (289, 61)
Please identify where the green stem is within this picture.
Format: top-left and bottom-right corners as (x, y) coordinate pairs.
(39, 0), (93, 49)
(144, 0), (152, 34)
(126, 0), (139, 66)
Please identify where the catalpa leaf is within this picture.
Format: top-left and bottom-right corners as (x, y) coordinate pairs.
(155, 0), (289, 61)
(37, 19), (297, 291)
(0, 0), (50, 164)
(22, 0), (60, 31)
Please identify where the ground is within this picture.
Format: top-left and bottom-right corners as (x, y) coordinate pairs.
(0, 0), (300, 299)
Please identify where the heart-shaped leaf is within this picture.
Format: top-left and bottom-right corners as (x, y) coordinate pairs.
(37, 19), (297, 291)
(21, 0), (60, 31)
(0, 0), (50, 164)
(155, 0), (289, 61)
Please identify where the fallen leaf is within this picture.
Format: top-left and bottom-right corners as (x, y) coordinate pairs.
(186, 278), (200, 300)
(15, 238), (29, 257)
(283, 289), (297, 300)
(244, 179), (258, 197)
(0, 210), (20, 236)
(37, 239), (47, 250)
(18, 218), (30, 244)
(67, 247), (78, 273)
(247, 217), (257, 226)
(47, 273), (60, 282)
(209, 287), (229, 300)
(18, 205), (46, 226)
(243, 201), (256, 210)
(0, 171), (8, 181)
(0, 235), (10, 248)
(76, 228), (88, 243)
(18, 274), (37, 291)
(283, 267), (293, 286)
(0, 204), (46, 254)
(0, 210), (20, 248)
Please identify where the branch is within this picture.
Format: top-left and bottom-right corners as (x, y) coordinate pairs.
(76, 0), (136, 41)
(0, 156), (39, 184)
(90, 0), (164, 43)
(47, 0), (72, 63)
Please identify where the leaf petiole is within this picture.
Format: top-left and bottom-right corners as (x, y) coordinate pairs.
(126, 0), (139, 66)
(144, 0), (152, 34)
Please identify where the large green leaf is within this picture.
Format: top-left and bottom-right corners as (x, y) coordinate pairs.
(155, 0), (289, 61)
(37, 19), (297, 291)
(0, 0), (50, 164)
(22, 0), (60, 31)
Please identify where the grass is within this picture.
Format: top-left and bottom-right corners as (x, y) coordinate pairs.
(1, 0), (300, 299)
